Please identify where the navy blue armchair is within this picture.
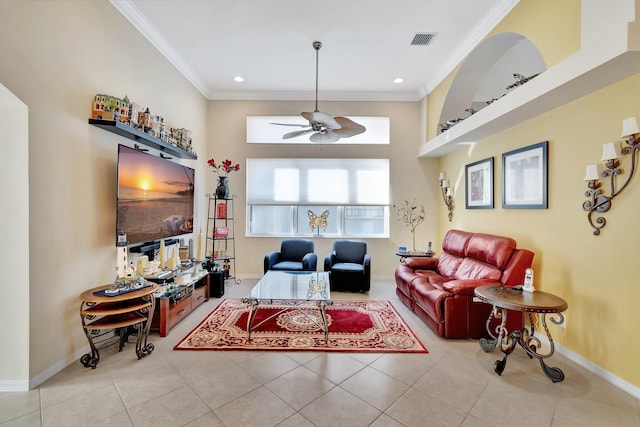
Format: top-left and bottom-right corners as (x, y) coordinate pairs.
(264, 239), (317, 273)
(324, 240), (370, 292)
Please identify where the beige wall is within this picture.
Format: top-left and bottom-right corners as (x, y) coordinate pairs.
(0, 0), (208, 383)
(207, 100), (437, 278)
(429, 0), (640, 390)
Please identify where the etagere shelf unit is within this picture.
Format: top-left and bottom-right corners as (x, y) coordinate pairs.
(206, 194), (240, 283)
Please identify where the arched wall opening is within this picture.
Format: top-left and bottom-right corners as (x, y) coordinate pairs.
(438, 32), (547, 131)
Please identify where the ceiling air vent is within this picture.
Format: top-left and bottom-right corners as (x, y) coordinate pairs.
(411, 32), (437, 46)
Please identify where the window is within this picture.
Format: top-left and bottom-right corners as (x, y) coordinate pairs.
(247, 158), (389, 237)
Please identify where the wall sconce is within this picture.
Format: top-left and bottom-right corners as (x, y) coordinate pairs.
(583, 116), (640, 235)
(439, 172), (454, 222)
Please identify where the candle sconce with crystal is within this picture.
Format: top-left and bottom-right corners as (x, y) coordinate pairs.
(583, 117), (640, 235)
(439, 173), (454, 222)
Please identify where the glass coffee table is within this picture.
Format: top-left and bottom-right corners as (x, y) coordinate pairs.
(242, 271), (332, 342)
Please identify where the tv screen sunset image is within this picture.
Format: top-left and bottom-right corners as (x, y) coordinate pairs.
(116, 145), (194, 244)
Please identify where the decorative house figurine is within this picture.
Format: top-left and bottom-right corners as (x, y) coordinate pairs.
(92, 94), (130, 124)
(128, 101), (141, 128)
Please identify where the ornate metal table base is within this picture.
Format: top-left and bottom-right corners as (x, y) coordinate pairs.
(80, 322), (155, 369)
(79, 285), (157, 369)
(480, 307), (565, 382)
(243, 299), (332, 343)
(242, 271), (332, 344)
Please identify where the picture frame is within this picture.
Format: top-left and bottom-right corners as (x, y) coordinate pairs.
(465, 157), (494, 209)
(502, 141), (548, 209)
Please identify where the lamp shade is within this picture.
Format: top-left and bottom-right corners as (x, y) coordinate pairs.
(621, 117), (640, 138)
(438, 172), (446, 181)
(584, 164), (603, 181)
(601, 142), (623, 161)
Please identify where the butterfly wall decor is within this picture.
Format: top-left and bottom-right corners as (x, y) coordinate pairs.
(308, 210), (329, 233)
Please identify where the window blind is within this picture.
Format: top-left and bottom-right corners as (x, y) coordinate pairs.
(246, 158), (390, 205)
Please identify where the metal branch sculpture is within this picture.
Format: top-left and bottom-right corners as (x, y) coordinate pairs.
(393, 200), (425, 252)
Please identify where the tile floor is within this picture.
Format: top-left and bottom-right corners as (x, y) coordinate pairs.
(1, 279), (639, 427)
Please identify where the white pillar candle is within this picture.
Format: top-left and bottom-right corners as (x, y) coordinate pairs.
(196, 232), (204, 261)
(166, 247), (177, 270)
(159, 239), (165, 269)
(137, 255), (148, 275)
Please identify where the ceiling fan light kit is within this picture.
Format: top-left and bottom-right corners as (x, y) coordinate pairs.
(272, 41), (366, 143)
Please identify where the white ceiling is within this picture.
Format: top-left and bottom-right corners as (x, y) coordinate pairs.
(111, 0), (519, 101)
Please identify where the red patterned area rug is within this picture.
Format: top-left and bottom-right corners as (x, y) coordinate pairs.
(174, 299), (427, 353)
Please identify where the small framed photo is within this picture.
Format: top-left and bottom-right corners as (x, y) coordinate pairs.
(502, 141), (548, 209)
(465, 157), (494, 209)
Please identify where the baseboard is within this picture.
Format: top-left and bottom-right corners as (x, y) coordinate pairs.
(0, 380), (30, 392)
(1, 346), (89, 391)
(28, 345), (90, 390)
(537, 335), (640, 399)
(372, 274), (394, 281)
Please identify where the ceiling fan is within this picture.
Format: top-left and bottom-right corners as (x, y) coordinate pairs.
(272, 41), (366, 143)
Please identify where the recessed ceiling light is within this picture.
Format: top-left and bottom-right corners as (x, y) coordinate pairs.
(234, 76), (244, 82)
(393, 78), (404, 84)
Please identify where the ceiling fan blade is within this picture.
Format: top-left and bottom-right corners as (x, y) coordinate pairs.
(270, 122), (310, 127)
(302, 111), (341, 129)
(310, 131), (341, 143)
(283, 129), (314, 139)
(331, 116), (366, 137)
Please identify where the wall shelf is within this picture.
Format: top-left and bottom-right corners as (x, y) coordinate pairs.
(89, 118), (197, 159)
(419, 24), (640, 158)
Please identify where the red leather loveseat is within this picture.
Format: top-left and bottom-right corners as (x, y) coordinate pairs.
(395, 229), (534, 339)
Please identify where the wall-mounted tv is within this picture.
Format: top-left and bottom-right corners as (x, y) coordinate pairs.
(116, 144), (194, 245)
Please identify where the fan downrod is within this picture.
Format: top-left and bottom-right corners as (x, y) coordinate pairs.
(270, 40), (366, 142)
(313, 41), (322, 112)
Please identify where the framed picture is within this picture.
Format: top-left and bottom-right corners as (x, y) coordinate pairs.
(465, 157), (494, 209)
(502, 141), (548, 209)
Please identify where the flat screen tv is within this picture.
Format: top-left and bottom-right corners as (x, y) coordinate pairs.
(116, 144), (194, 245)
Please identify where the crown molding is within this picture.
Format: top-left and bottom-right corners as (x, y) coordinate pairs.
(206, 90), (423, 102)
(424, 0), (520, 94)
(109, 0), (209, 97)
